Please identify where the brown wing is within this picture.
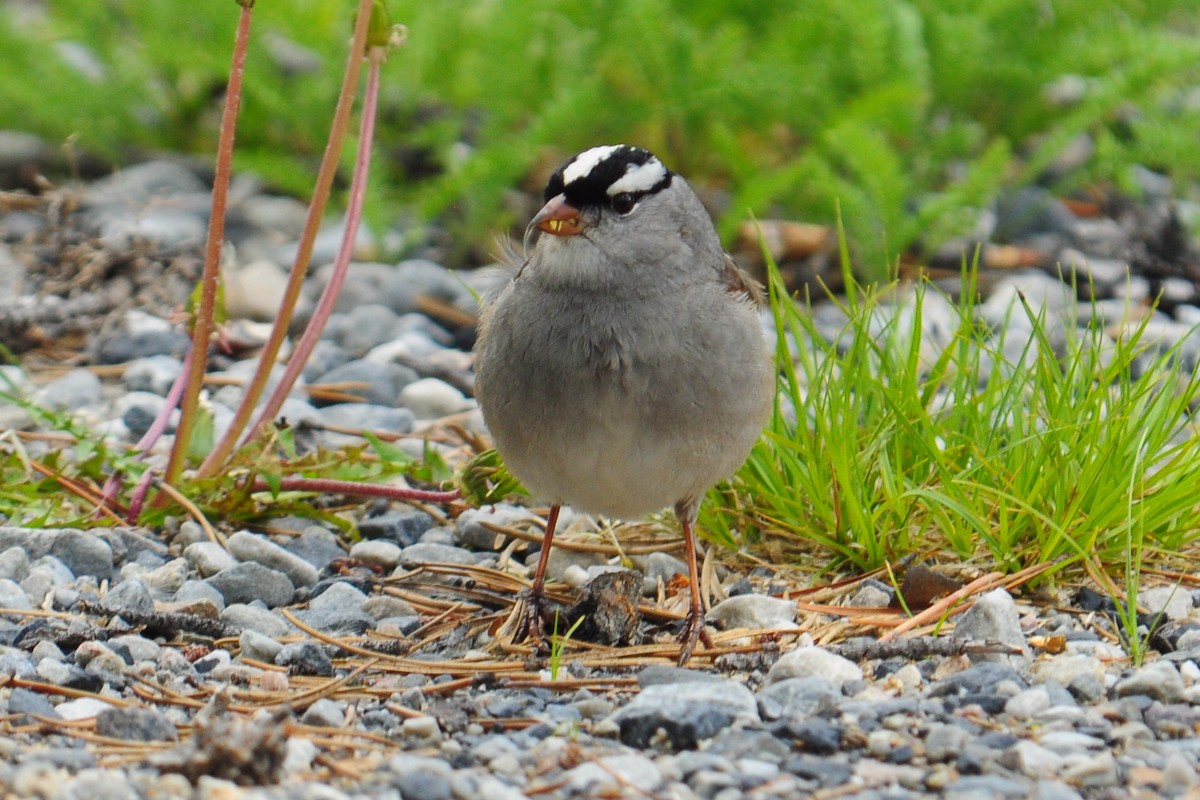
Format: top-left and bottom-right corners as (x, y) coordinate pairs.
(719, 253), (766, 309)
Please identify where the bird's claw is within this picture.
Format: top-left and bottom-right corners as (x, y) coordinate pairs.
(676, 605), (714, 665)
(513, 587), (552, 649)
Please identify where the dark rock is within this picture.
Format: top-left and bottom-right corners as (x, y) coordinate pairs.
(358, 510), (434, 546)
(275, 641), (334, 676)
(95, 706), (178, 741)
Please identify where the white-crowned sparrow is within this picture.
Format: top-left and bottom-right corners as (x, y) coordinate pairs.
(474, 144), (774, 663)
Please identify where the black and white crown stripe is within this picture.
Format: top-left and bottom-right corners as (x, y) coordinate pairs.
(544, 145), (673, 208)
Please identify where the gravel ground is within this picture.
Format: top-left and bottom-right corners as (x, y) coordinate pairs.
(1, 150), (1200, 799)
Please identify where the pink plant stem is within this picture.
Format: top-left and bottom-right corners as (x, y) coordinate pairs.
(249, 475), (460, 505)
(198, 0), (376, 478)
(248, 46), (386, 438)
(96, 345), (194, 517)
(126, 468), (157, 524)
(166, 1), (254, 485)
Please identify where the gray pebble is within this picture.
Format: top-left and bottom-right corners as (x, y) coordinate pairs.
(0, 579), (32, 615)
(610, 680), (760, 749)
(8, 686), (59, 718)
(0, 547), (29, 582)
(206, 563), (295, 608)
(238, 630), (283, 663)
(220, 603), (292, 638)
(95, 707), (177, 742)
(285, 526), (347, 569)
(0, 527), (113, 581)
(312, 360), (418, 407)
(387, 754), (455, 800)
(358, 510), (435, 547)
(1113, 661), (1186, 704)
(398, 542), (480, 569)
(348, 539), (402, 569)
(707, 594), (798, 630)
(953, 587), (1032, 670)
(183, 541), (238, 577)
(173, 579), (225, 610)
(300, 698), (345, 728)
(766, 645), (862, 686)
(454, 505), (540, 550)
(361, 595), (416, 620)
(101, 579), (154, 617)
(122, 355), (183, 396)
(226, 530), (319, 589)
(757, 677), (841, 721)
(275, 641), (334, 676)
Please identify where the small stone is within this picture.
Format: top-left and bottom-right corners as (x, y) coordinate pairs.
(565, 754), (663, 795)
(359, 510), (434, 546)
(707, 594), (798, 630)
(361, 595), (417, 620)
(397, 378), (471, 419)
(238, 630), (283, 663)
(56, 697), (116, 721)
(925, 723), (972, 763)
(0, 528), (113, 581)
(311, 360), (418, 408)
(953, 588), (1032, 670)
(226, 531), (319, 589)
(8, 687), (58, 718)
(183, 541), (238, 577)
(757, 677), (840, 721)
(1006, 740), (1064, 779)
(32, 368), (103, 412)
(348, 539), (402, 569)
(454, 505), (540, 550)
(101, 578), (155, 617)
(766, 645), (862, 686)
(122, 355), (183, 396)
(1060, 751), (1119, 788)
(638, 552), (690, 594)
(220, 603), (293, 638)
(387, 755), (454, 800)
(0, 579), (32, 616)
(206, 563), (295, 608)
(398, 542), (479, 569)
(780, 721), (841, 757)
(1139, 586), (1194, 621)
(300, 698), (345, 728)
(610, 680), (760, 749)
(224, 259), (291, 322)
(95, 706), (178, 742)
(286, 527), (347, 568)
(1005, 686), (1052, 720)
(1113, 661), (1186, 704)
(275, 641), (334, 676)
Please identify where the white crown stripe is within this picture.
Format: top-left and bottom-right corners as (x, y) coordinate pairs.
(562, 145), (624, 186)
(607, 160), (667, 195)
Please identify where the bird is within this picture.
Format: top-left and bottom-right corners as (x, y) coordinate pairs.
(473, 144), (774, 663)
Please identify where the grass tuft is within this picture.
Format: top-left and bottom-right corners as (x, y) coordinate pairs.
(704, 242), (1200, 582)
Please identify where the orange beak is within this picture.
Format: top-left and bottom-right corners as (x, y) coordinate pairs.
(531, 194), (585, 237)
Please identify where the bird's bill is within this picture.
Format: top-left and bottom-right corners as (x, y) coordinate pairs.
(531, 193), (586, 236)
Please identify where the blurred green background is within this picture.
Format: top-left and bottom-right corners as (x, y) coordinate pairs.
(2, 0), (1199, 274)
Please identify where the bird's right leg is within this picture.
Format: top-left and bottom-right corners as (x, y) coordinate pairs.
(514, 504), (561, 645)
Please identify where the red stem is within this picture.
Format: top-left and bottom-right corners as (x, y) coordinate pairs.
(249, 475), (460, 505)
(198, 0), (377, 478)
(166, 3), (254, 484)
(248, 45), (385, 438)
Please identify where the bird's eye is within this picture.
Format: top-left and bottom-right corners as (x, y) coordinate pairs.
(610, 193), (637, 215)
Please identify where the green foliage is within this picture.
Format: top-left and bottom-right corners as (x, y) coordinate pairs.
(704, 243), (1200, 578)
(2, 1), (1198, 275)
